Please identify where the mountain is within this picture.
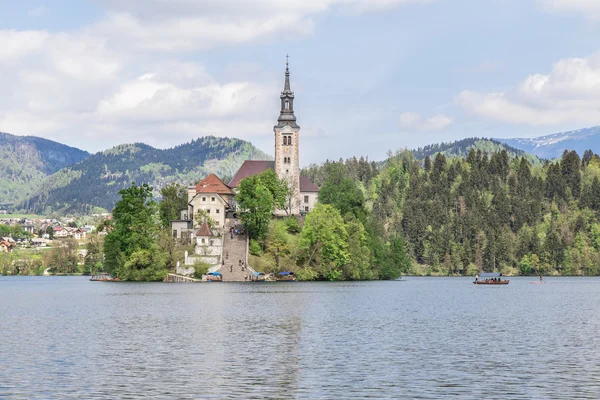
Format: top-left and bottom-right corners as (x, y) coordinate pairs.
(19, 136), (271, 215)
(411, 138), (540, 163)
(0, 132), (90, 208)
(498, 126), (600, 159)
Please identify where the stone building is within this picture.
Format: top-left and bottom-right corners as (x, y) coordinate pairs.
(228, 60), (318, 214)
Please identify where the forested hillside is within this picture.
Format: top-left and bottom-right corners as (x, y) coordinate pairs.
(19, 136), (270, 215)
(302, 148), (600, 276)
(0, 132), (89, 207)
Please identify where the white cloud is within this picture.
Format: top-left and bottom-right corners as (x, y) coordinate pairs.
(92, 0), (433, 51)
(538, 0), (600, 20)
(0, 0), (433, 152)
(399, 112), (453, 131)
(456, 51), (600, 126)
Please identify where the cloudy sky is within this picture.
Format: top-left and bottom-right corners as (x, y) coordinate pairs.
(2, 0), (600, 164)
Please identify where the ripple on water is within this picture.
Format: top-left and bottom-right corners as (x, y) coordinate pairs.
(1, 276), (600, 399)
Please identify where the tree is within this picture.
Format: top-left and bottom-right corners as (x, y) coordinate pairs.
(84, 235), (103, 275)
(236, 170), (287, 240)
(159, 183), (188, 228)
(103, 183), (164, 280)
(299, 204), (349, 280)
(44, 238), (79, 274)
(319, 177), (366, 221)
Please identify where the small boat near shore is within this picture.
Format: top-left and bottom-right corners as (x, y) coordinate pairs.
(275, 271), (296, 282)
(473, 272), (509, 285)
(90, 272), (119, 282)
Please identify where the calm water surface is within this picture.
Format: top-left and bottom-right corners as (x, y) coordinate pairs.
(1, 276), (600, 399)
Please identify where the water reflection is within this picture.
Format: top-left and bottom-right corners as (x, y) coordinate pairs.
(1, 277), (600, 398)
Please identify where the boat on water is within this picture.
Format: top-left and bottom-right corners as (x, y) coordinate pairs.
(206, 272), (222, 282)
(90, 272), (119, 282)
(473, 272), (509, 285)
(275, 271), (296, 282)
(250, 271), (266, 282)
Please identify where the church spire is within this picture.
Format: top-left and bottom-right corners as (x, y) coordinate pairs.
(284, 54), (291, 92)
(276, 55), (299, 129)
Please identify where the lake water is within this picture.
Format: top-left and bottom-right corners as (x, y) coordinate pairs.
(1, 277), (600, 399)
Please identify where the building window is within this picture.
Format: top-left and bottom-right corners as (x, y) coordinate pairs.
(210, 240), (214, 246)
(201, 238), (205, 244)
(172, 230), (177, 238)
(283, 136), (287, 146)
(304, 195), (309, 203)
(285, 101), (289, 110)
(207, 209), (210, 213)
(216, 209), (220, 214)
(305, 206), (309, 212)
(215, 221), (219, 226)
(211, 197), (215, 202)
(286, 169), (289, 173)
(202, 197), (206, 202)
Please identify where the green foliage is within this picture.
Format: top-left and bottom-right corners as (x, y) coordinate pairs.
(299, 204), (349, 278)
(284, 216), (300, 234)
(192, 261), (210, 279)
(159, 183), (188, 228)
(84, 235), (103, 275)
(43, 238), (80, 274)
(237, 170), (287, 240)
(104, 183), (164, 280)
(249, 239), (262, 256)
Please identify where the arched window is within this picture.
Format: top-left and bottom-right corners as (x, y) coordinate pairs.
(282, 136), (286, 145)
(285, 101), (289, 110)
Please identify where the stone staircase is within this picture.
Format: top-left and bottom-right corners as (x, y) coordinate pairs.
(217, 219), (251, 282)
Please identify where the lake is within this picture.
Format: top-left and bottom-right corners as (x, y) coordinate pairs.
(1, 276), (599, 399)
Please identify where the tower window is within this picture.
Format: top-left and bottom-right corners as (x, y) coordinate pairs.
(285, 101), (289, 110)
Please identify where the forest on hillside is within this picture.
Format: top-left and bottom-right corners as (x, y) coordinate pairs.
(18, 136), (270, 215)
(301, 148), (600, 276)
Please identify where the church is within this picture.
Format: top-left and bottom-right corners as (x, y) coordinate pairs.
(227, 60), (318, 215)
(173, 61), (318, 242)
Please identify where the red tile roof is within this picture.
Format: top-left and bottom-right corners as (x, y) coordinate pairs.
(300, 176), (319, 192)
(195, 221), (214, 237)
(195, 174), (234, 195)
(228, 160), (275, 188)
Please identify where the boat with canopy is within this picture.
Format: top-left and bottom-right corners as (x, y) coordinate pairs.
(473, 272), (509, 285)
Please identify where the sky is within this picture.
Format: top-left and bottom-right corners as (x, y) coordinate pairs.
(2, 0), (600, 165)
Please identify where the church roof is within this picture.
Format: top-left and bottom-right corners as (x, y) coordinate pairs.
(195, 221), (214, 237)
(228, 160), (275, 188)
(300, 176), (319, 193)
(195, 174), (234, 195)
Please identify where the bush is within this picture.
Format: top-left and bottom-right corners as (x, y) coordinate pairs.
(249, 239), (262, 256)
(296, 266), (319, 281)
(193, 261), (210, 279)
(285, 217), (300, 234)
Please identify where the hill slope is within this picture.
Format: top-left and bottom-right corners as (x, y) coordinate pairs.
(0, 132), (90, 207)
(412, 138), (540, 163)
(498, 126), (600, 159)
(19, 136), (271, 214)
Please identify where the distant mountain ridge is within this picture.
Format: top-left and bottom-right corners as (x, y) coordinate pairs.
(19, 136), (271, 215)
(497, 126), (600, 159)
(0, 132), (90, 207)
(411, 138), (540, 163)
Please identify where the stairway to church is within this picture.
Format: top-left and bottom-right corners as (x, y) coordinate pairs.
(217, 219), (250, 282)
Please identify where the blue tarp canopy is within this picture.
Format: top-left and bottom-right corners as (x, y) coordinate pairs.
(278, 271), (294, 275)
(252, 272), (264, 276)
(479, 272), (501, 278)
(208, 272), (222, 276)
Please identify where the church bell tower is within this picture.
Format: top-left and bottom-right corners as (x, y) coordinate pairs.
(274, 56), (301, 215)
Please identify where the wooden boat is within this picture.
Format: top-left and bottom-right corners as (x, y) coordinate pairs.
(275, 271), (296, 282)
(206, 272), (222, 282)
(90, 273), (119, 282)
(473, 272), (509, 285)
(250, 272), (266, 282)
